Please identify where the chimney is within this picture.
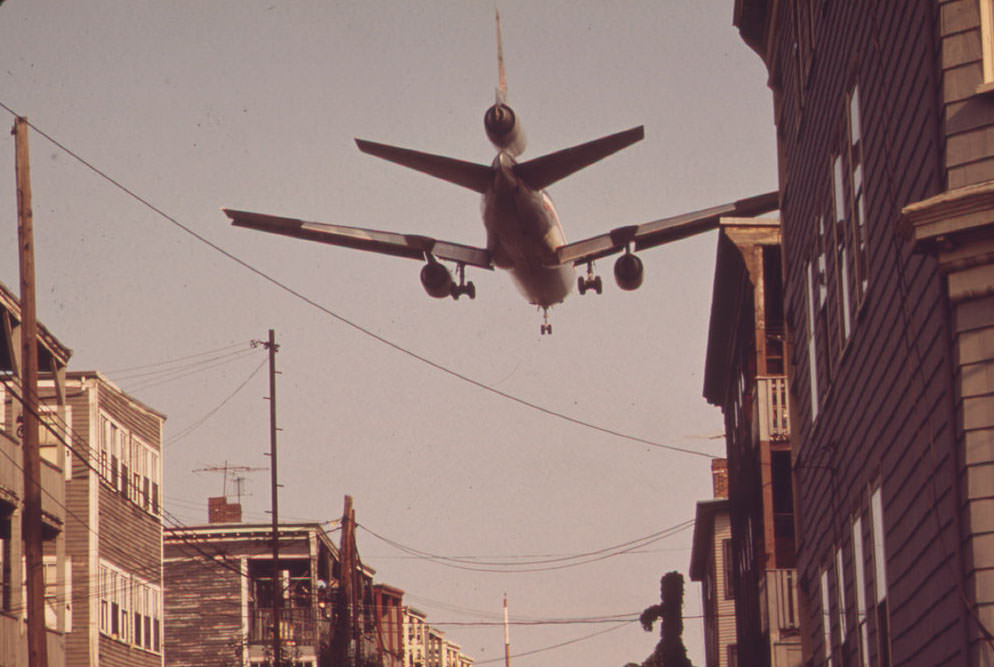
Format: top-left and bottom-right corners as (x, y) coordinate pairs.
(711, 458), (728, 499)
(208, 496), (243, 524)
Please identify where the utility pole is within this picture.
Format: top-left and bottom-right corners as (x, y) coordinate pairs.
(336, 494), (356, 667)
(14, 116), (48, 667)
(260, 330), (281, 666)
(503, 593), (511, 667)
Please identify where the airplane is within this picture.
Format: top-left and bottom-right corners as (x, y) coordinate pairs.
(224, 12), (778, 334)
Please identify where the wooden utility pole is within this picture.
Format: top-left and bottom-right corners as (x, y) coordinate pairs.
(263, 330), (281, 666)
(503, 593), (511, 667)
(14, 116), (49, 667)
(336, 495), (356, 666)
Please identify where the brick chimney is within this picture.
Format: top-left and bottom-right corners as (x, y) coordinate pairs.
(711, 458), (728, 499)
(208, 496), (243, 523)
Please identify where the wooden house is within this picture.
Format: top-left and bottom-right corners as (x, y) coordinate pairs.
(703, 218), (800, 666)
(690, 460), (740, 667)
(163, 521), (340, 667)
(733, 0), (994, 664)
(0, 280), (72, 665)
(41, 371), (166, 667)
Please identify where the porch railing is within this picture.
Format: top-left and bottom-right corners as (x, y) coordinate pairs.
(756, 376), (790, 442)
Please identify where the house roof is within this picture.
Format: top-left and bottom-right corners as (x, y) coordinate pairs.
(0, 279), (73, 371)
(702, 218), (780, 406)
(688, 497), (729, 581)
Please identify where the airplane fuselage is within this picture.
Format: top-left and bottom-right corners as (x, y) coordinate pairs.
(482, 152), (574, 307)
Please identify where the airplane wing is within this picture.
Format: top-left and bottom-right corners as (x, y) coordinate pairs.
(224, 209), (494, 270)
(554, 190), (780, 266)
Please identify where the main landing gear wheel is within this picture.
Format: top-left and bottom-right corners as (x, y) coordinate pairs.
(577, 261), (602, 295)
(577, 275), (602, 295)
(450, 263), (476, 300)
(540, 307), (552, 335)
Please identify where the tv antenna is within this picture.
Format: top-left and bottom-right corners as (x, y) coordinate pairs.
(193, 460), (267, 504)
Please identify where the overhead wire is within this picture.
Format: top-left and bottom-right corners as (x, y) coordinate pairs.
(0, 100), (718, 460)
(357, 519), (695, 573)
(165, 355), (268, 446)
(102, 342), (249, 375)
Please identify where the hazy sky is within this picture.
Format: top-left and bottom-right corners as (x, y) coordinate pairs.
(0, 2), (776, 665)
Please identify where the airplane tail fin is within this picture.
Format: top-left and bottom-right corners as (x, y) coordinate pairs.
(495, 9), (507, 105)
(355, 138), (493, 193)
(513, 126), (645, 191)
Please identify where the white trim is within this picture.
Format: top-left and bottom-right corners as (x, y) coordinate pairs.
(982, 0), (994, 84)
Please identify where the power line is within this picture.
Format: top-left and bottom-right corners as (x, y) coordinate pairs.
(166, 356), (267, 446)
(0, 101), (718, 460)
(357, 519), (695, 573)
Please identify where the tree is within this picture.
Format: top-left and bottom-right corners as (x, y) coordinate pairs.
(638, 571), (693, 667)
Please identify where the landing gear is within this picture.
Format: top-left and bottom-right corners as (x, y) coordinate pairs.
(450, 263), (476, 300)
(540, 307), (552, 335)
(577, 261), (602, 295)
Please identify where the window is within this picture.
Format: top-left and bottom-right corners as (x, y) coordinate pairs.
(99, 560), (162, 652)
(722, 539), (735, 600)
(852, 516), (869, 667)
(97, 413), (161, 515)
(832, 84), (868, 326)
(870, 487), (891, 666)
(0, 514), (10, 612)
(110, 424), (120, 490)
(41, 556), (70, 631)
(100, 417), (111, 481)
(835, 546), (848, 641)
(38, 406), (72, 480)
(99, 564), (109, 633)
(805, 261), (820, 420)
(821, 569), (833, 665)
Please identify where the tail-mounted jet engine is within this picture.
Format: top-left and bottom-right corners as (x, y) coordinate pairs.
(613, 248), (644, 291)
(484, 103), (527, 156)
(420, 256), (476, 300)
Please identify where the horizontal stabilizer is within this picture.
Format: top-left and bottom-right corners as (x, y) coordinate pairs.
(513, 126), (644, 191)
(355, 139), (494, 194)
(224, 208), (493, 269)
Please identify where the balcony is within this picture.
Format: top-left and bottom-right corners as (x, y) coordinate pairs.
(756, 376), (790, 443)
(759, 568), (800, 638)
(249, 607), (321, 645)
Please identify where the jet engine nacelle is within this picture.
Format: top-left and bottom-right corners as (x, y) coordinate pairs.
(484, 103), (527, 156)
(420, 261), (453, 298)
(614, 252), (644, 291)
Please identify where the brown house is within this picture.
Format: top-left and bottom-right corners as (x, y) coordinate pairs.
(0, 280), (73, 665)
(703, 218), (800, 666)
(733, 1), (994, 665)
(163, 520), (342, 667)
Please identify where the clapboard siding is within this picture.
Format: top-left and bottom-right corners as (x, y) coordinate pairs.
(941, 0), (994, 190)
(163, 557), (243, 667)
(65, 386), (94, 667)
(59, 373), (164, 667)
(761, 1), (967, 665)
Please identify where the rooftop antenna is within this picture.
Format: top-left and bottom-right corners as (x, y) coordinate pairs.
(193, 460), (267, 501)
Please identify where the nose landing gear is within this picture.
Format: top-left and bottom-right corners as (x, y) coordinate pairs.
(540, 307), (552, 335)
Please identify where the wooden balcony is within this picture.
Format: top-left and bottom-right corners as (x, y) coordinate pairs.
(756, 376), (790, 443)
(248, 607), (328, 646)
(759, 568), (800, 638)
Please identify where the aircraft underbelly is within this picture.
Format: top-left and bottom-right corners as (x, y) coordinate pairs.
(483, 187), (573, 307)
